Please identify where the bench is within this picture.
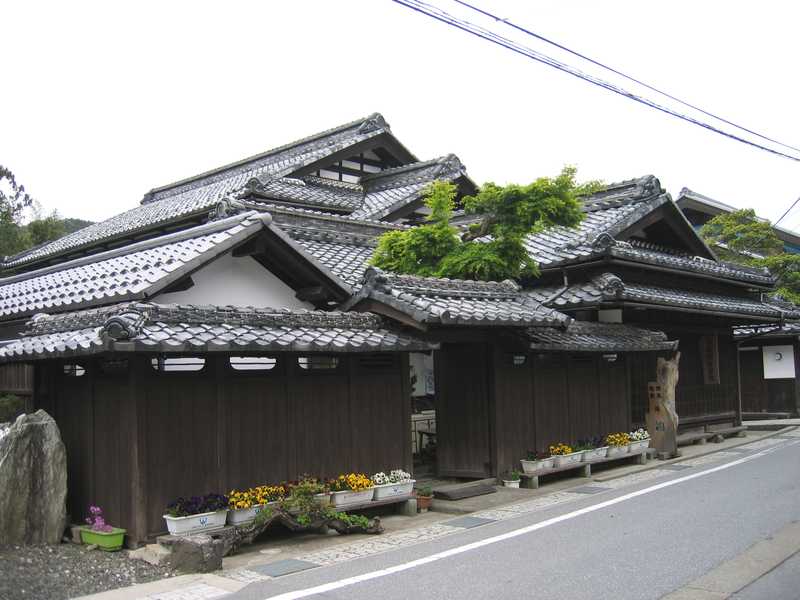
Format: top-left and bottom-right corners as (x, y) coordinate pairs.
(678, 424), (747, 447)
(520, 449), (647, 490)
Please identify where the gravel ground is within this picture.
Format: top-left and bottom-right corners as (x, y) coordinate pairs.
(0, 542), (175, 600)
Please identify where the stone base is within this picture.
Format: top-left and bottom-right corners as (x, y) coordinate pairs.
(155, 534), (224, 573)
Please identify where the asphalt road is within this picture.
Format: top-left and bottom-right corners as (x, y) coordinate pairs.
(232, 436), (800, 600)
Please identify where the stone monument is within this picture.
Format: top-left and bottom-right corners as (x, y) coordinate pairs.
(646, 352), (680, 459)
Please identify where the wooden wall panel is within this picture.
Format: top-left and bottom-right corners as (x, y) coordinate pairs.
(533, 354), (570, 451)
(144, 368), (218, 536)
(222, 371), (290, 491)
(491, 348), (534, 475)
(290, 364), (352, 479)
(566, 356), (599, 442)
(597, 358), (630, 434)
(435, 343), (491, 477)
(349, 355), (406, 474)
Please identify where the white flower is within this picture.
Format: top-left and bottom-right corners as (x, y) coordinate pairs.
(629, 428), (650, 441)
(372, 472), (390, 485)
(389, 469), (411, 483)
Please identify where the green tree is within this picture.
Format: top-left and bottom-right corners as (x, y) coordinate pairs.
(26, 211), (67, 247)
(0, 166), (34, 257)
(700, 209), (800, 304)
(372, 167), (596, 281)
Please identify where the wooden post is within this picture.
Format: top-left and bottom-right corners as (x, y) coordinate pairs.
(646, 352), (680, 458)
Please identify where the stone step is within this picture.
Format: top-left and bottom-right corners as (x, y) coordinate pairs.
(129, 542), (171, 566)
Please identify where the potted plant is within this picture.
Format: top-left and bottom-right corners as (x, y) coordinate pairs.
(80, 505), (126, 551)
(372, 469), (415, 500)
(576, 437), (609, 462)
(501, 469), (521, 488)
(328, 473), (375, 507)
(416, 485), (433, 512)
(605, 432), (631, 458)
(549, 442), (582, 468)
(520, 449), (554, 473)
(227, 484), (285, 525)
(163, 493), (228, 536)
(628, 428), (651, 453)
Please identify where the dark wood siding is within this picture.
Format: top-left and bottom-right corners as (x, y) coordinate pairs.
(491, 348), (535, 476)
(38, 352), (412, 542)
(435, 343), (492, 477)
(740, 341), (800, 416)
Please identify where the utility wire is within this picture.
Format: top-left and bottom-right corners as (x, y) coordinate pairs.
(391, 0), (800, 162)
(453, 0), (800, 156)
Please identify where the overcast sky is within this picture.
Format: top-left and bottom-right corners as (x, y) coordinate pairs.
(3, 1), (799, 230)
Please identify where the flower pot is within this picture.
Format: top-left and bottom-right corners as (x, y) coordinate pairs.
(416, 494), (433, 512)
(314, 492), (331, 507)
(520, 457), (555, 473)
(551, 451), (583, 468)
(606, 445), (628, 459)
(581, 447), (609, 462)
(629, 439), (650, 453)
(502, 480), (520, 488)
(227, 502), (278, 526)
(163, 510), (228, 536)
(329, 488), (375, 507)
(373, 480), (415, 500)
(80, 527), (126, 552)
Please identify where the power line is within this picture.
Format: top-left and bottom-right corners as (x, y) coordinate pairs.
(391, 0), (800, 162)
(452, 0), (800, 156)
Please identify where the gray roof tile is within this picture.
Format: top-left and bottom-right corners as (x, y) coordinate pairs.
(528, 321), (678, 352)
(526, 272), (799, 320)
(349, 267), (570, 327)
(0, 302), (435, 362)
(0, 212), (270, 320)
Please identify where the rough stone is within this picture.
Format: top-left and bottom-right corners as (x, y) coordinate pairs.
(156, 534), (224, 573)
(0, 410), (67, 544)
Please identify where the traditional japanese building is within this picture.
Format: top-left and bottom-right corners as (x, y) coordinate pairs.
(2, 115), (788, 542)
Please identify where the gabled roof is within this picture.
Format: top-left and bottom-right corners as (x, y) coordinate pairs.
(522, 175), (774, 286)
(352, 155), (476, 220)
(346, 267), (571, 328)
(2, 114), (420, 271)
(0, 301), (436, 362)
(528, 321), (678, 352)
(0, 212), (273, 321)
(526, 272), (799, 321)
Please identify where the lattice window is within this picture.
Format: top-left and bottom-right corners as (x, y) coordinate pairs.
(700, 335), (720, 385)
(229, 356), (277, 371)
(298, 356), (339, 371)
(151, 357), (205, 372)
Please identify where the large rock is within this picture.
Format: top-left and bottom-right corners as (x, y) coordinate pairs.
(156, 534), (224, 573)
(0, 410), (67, 544)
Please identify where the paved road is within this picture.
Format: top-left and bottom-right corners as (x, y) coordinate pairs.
(232, 436), (800, 600)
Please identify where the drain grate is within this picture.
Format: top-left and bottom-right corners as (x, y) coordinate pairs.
(251, 558), (320, 578)
(444, 516), (496, 529)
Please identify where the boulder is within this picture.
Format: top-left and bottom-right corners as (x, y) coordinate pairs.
(156, 534), (224, 573)
(0, 410), (67, 544)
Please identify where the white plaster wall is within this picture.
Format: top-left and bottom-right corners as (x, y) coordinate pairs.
(154, 253), (314, 310)
(762, 344), (796, 379)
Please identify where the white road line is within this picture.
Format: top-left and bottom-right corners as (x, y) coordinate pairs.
(263, 440), (796, 600)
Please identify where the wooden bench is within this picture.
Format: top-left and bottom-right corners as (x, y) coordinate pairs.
(678, 424), (747, 447)
(520, 449), (647, 490)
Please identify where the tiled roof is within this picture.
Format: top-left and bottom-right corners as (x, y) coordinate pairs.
(0, 302), (436, 362)
(348, 267), (571, 327)
(526, 273), (799, 320)
(352, 155), (473, 220)
(2, 114), (406, 269)
(245, 176), (363, 212)
(522, 175), (771, 285)
(733, 322), (800, 338)
(0, 212), (271, 321)
(528, 321), (678, 352)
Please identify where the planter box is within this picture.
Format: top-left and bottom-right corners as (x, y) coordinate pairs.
(163, 510), (228, 536)
(80, 527), (126, 552)
(606, 445), (628, 459)
(551, 451), (583, 468)
(581, 447), (609, 462)
(502, 480), (520, 488)
(227, 502), (278, 526)
(520, 457), (555, 473)
(373, 480), (415, 500)
(330, 488), (375, 507)
(315, 493), (331, 507)
(629, 439), (650, 453)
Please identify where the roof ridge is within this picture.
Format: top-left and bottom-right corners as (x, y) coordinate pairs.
(361, 154), (463, 182)
(364, 266), (521, 295)
(142, 113), (389, 203)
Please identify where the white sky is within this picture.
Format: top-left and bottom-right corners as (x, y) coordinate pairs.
(3, 1), (800, 230)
